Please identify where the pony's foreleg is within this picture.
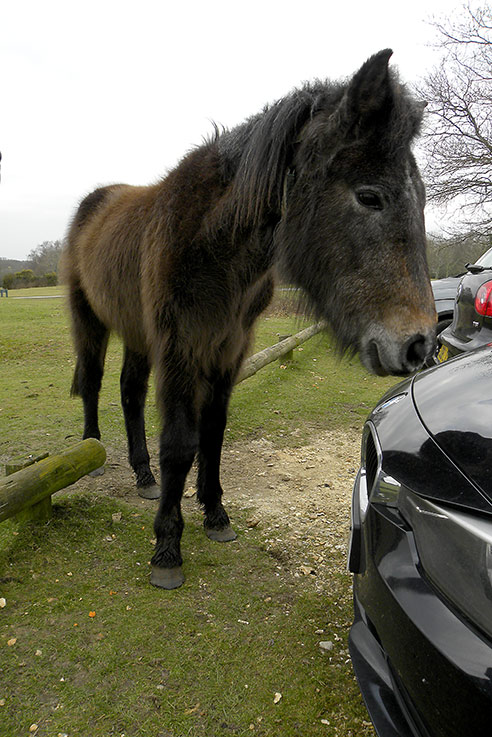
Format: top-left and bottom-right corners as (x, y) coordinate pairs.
(120, 347), (159, 499)
(150, 382), (199, 590)
(197, 372), (237, 542)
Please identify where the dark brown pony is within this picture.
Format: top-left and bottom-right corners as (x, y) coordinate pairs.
(63, 50), (436, 588)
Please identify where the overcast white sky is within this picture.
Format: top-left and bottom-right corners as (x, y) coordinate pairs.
(1, 0), (459, 260)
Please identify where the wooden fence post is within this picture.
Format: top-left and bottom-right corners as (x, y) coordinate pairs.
(5, 452), (51, 522)
(237, 322), (325, 383)
(1, 439), (106, 523)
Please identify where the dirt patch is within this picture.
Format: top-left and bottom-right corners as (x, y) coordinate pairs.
(76, 429), (361, 590)
(222, 431), (360, 589)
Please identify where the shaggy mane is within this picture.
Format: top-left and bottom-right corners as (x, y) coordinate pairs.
(217, 72), (424, 230)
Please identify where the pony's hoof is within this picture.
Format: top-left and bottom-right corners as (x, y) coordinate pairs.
(205, 525), (237, 542)
(89, 466), (105, 477)
(150, 565), (185, 589)
(138, 484), (161, 500)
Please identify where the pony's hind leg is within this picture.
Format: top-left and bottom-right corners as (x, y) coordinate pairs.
(120, 347), (159, 499)
(69, 285), (109, 452)
(197, 371), (237, 542)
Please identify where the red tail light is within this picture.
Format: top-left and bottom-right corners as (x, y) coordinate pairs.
(475, 281), (492, 316)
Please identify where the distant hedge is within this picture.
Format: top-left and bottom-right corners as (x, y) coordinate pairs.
(3, 270), (58, 289)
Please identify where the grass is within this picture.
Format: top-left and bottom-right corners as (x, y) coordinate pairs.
(0, 287), (400, 736)
(0, 495), (370, 737)
(2, 285), (63, 298)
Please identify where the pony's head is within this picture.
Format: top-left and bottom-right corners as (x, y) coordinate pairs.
(274, 50), (436, 375)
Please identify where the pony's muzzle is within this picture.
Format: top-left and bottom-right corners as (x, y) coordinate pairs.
(361, 327), (436, 376)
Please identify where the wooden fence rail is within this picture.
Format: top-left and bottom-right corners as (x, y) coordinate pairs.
(1, 439), (106, 523)
(237, 322), (325, 383)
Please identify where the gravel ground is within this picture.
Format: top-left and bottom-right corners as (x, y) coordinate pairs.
(221, 431), (360, 589)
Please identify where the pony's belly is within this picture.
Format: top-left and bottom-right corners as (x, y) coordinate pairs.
(81, 273), (148, 355)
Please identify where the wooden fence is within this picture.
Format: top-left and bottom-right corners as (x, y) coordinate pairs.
(1, 439), (106, 523)
(237, 322), (324, 382)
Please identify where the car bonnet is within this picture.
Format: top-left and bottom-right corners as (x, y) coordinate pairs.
(413, 346), (492, 511)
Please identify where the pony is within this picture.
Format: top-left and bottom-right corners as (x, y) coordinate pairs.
(62, 50), (436, 588)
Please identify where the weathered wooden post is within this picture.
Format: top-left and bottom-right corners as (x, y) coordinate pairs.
(237, 322), (325, 383)
(1, 439), (106, 523)
(277, 335), (294, 363)
(5, 452), (51, 521)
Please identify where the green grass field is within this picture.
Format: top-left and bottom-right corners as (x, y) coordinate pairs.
(0, 288), (398, 737)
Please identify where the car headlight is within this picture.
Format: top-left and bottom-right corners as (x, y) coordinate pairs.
(349, 423), (402, 575)
(400, 489), (492, 641)
(363, 422), (401, 509)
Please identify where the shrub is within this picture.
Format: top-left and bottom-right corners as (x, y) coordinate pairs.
(42, 272), (58, 286)
(2, 269), (59, 289)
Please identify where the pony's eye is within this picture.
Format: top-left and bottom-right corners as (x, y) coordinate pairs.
(356, 190), (384, 210)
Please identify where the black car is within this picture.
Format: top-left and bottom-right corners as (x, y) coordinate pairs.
(438, 246), (492, 362)
(425, 274), (462, 367)
(349, 346), (492, 737)
(431, 273), (463, 329)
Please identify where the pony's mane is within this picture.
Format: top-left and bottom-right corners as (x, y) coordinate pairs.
(217, 70), (424, 229)
(218, 82), (340, 227)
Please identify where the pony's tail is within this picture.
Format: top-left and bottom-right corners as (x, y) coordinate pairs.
(70, 362), (80, 397)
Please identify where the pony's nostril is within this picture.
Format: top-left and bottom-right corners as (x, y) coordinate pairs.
(405, 334), (431, 367)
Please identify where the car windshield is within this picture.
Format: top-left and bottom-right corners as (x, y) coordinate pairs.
(474, 247), (492, 268)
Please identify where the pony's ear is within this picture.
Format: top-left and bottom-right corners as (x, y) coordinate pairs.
(336, 49), (394, 138)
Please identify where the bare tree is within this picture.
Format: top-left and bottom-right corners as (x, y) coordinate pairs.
(419, 3), (492, 235)
(426, 231), (490, 277)
(27, 240), (63, 276)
